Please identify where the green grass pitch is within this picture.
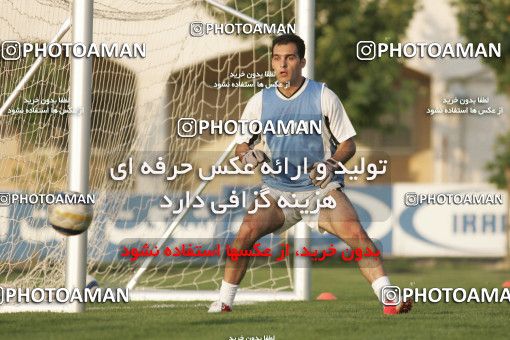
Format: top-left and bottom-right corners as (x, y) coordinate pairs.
(2, 261), (510, 340)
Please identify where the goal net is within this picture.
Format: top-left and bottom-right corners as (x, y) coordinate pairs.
(0, 0), (306, 306)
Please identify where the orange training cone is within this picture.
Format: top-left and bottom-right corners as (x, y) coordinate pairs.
(501, 281), (510, 288)
(316, 292), (337, 300)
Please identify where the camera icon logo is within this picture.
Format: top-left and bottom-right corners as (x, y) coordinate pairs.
(2, 41), (22, 60)
(0, 193), (11, 206)
(190, 22), (205, 37)
(356, 41), (376, 61)
(177, 118), (197, 138)
(381, 285), (401, 306)
(404, 192), (419, 207)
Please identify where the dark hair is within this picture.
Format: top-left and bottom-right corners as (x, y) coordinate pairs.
(272, 34), (305, 59)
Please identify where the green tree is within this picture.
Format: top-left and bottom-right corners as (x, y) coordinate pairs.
(315, 0), (418, 130)
(454, 0), (510, 187)
(486, 131), (510, 189)
(454, 0), (510, 91)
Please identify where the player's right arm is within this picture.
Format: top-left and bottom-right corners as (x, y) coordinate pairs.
(235, 143), (251, 159)
(236, 143), (266, 167)
(234, 91), (267, 168)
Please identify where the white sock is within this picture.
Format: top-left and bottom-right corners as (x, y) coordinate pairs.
(219, 280), (238, 306)
(371, 276), (391, 303)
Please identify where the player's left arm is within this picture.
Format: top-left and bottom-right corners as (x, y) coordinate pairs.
(330, 136), (356, 165)
(309, 85), (357, 188)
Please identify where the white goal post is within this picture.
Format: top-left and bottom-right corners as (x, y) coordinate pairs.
(0, 0), (315, 312)
(66, 0), (93, 313)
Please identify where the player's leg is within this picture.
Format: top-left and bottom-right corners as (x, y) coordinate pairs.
(224, 194), (285, 284)
(209, 193), (285, 312)
(317, 189), (412, 314)
(318, 189), (384, 281)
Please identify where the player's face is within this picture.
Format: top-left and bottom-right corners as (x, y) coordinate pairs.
(271, 43), (306, 85)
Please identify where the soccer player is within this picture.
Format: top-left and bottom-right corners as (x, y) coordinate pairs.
(208, 34), (412, 315)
